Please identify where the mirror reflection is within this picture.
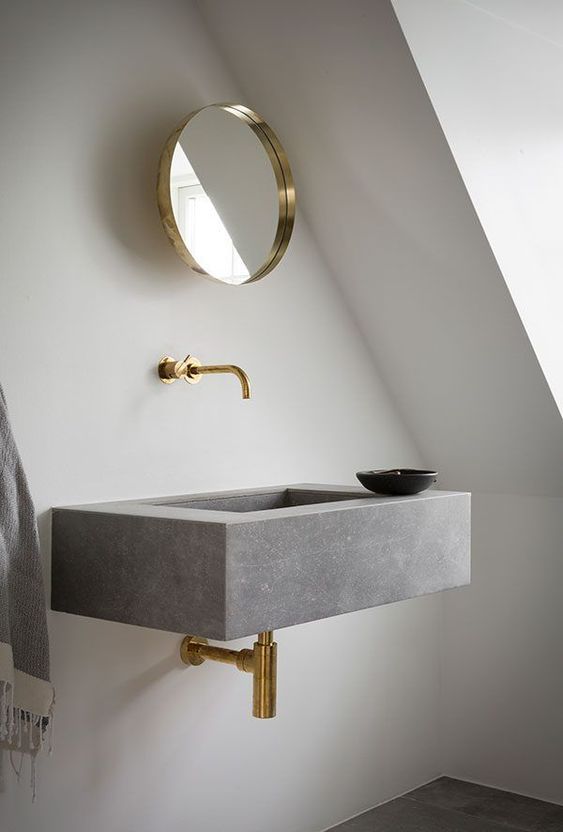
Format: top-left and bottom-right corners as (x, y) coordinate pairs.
(158, 104), (295, 285)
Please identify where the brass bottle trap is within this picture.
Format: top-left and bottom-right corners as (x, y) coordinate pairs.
(180, 630), (277, 719)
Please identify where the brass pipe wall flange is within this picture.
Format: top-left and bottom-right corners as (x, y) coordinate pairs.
(180, 635), (209, 665)
(180, 631), (277, 719)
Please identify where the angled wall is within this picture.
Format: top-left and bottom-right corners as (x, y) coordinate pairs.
(201, 0), (563, 805)
(199, 0), (563, 498)
(393, 0), (563, 421)
(391, 0), (563, 803)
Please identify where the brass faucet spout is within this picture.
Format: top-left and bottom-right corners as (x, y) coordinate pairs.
(193, 364), (251, 399)
(158, 354), (251, 399)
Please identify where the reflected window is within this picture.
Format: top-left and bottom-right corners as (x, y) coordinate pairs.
(170, 144), (249, 284)
(176, 184), (248, 282)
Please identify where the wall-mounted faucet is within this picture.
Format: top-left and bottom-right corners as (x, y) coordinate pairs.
(158, 354), (251, 399)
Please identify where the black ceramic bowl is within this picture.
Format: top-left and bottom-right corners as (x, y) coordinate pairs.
(356, 468), (437, 496)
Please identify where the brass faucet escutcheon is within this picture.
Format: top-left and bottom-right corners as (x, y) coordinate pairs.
(180, 631), (277, 719)
(158, 354), (251, 399)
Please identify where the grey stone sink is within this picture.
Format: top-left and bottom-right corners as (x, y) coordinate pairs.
(159, 487), (360, 512)
(51, 484), (470, 640)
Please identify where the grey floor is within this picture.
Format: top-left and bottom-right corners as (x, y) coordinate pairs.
(329, 777), (563, 831)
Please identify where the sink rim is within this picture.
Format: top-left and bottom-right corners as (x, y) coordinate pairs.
(156, 486), (371, 514)
(55, 483), (468, 525)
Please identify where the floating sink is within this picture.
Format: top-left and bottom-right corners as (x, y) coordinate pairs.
(51, 484), (470, 640)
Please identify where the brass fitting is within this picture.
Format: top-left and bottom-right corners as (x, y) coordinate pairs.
(180, 631), (277, 719)
(158, 354), (251, 399)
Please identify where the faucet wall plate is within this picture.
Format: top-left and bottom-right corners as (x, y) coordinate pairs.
(158, 355), (202, 384)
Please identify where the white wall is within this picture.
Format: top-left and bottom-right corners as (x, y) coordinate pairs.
(0, 1), (445, 830)
(391, 0), (563, 804)
(442, 493), (563, 803)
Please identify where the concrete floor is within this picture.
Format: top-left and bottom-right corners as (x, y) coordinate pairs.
(329, 777), (563, 831)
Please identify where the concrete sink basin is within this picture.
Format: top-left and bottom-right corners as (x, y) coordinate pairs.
(51, 484), (470, 640)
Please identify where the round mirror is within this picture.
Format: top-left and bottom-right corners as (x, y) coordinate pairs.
(157, 104), (295, 285)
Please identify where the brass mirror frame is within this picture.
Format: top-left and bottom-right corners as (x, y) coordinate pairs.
(157, 103), (295, 285)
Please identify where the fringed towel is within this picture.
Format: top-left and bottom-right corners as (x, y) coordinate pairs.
(0, 384), (54, 795)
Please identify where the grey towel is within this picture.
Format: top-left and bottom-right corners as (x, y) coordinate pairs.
(0, 384), (54, 772)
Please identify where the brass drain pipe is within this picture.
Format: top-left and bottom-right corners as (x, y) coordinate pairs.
(180, 630), (277, 719)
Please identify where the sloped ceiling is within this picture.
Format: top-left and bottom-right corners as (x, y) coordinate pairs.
(197, 0), (563, 496)
(392, 0), (563, 446)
